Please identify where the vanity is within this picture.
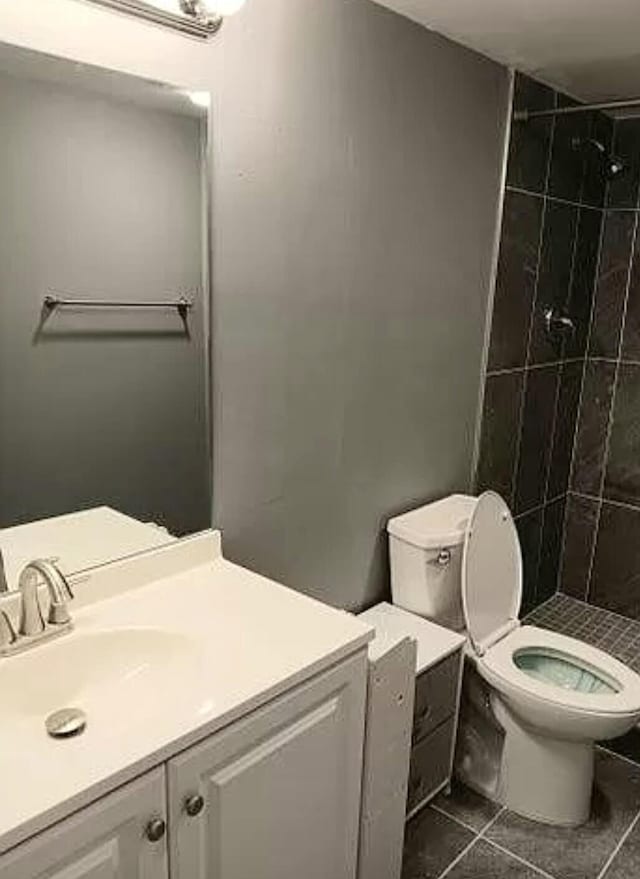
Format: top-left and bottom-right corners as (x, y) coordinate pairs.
(0, 532), (373, 878)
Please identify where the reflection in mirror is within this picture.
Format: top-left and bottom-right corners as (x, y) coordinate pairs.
(0, 42), (211, 589)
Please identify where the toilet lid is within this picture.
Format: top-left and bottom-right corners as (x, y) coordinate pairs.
(461, 491), (522, 653)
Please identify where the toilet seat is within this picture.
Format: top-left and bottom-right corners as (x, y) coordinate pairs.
(460, 492), (640, 725)
(479, 625), (640, 718)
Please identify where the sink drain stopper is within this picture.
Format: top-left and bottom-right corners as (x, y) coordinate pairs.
(46, 708), (87, 739)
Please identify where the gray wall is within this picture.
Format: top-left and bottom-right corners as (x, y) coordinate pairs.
(0, 73), (210, 535)
(212, 0), (510, 610)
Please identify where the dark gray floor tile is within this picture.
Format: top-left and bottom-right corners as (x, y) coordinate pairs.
(591, 501), (640, 618)
(571, 360), (617, 496)
(485, 751), (640, 879)
(529, 201), (580, 365)
(602, 814), (640, 878)
(402, 807), (475, 879)
(446, 840), (546, 879)
(477, 372), (525, 504)
(559, 493), (599, 600)
(488, 190), (543, 371)
(605, 364), (640, 507)
(589, 211), (635, 359)
(514, 366), (560, 513)
(507, 74), (555, 195)
(432, 778), (502, 833)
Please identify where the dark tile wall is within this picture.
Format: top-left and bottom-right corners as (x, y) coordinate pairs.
(558, 116), (640, 619)
(476, 72), (606, 613)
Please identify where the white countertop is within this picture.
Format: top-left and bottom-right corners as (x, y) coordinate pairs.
(0, 532), (373, 855)
(359, 602), (465, 673)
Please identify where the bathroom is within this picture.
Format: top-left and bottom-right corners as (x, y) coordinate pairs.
(2, 0), (640, 877)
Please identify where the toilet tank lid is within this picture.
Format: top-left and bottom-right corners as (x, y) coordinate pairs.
(387, 494), (478, 550)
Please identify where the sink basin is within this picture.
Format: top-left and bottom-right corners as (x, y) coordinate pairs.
(0, 628), (201, 736)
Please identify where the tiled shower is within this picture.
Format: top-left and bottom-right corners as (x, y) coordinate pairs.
(477, 72), (640, 620)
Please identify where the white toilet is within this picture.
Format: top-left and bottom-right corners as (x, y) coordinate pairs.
(388, 491), (640, 827)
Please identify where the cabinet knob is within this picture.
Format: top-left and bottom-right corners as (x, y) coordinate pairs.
(145, 817), (166, 843)
(184, 793), (205, 817)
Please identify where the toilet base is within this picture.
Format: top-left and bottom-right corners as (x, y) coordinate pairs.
(493, 696), (594, 826)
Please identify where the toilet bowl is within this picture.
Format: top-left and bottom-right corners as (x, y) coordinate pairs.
(388, 491), (640, 826)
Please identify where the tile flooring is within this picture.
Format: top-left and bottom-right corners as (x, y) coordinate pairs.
(403, 592), (640, 879)
(402, 752), (640, 879)
(527, 593), (640, 674)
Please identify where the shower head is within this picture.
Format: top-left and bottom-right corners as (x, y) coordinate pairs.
(571, 136), (626, 181)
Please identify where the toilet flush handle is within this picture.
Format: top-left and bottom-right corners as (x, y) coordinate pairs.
(430, 549), (452, 567)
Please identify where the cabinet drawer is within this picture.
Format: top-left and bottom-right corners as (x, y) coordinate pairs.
(413, 651), (460, 743)
(407, 717), (454, 814)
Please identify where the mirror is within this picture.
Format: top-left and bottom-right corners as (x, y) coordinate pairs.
(0, 42), (211, 590)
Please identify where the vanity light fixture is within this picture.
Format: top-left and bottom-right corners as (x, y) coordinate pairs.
(84, 0), (246, 39)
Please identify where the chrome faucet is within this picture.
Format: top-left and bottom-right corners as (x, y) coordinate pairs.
(18, 559), (74, 636)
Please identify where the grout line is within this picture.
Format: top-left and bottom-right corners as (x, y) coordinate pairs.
(595, 805), (640, 879)
(435, 808), (506, 879)
(429, 803), (481, 836)
(571, 490), (640, 515)
(487, 357), (584, 377)
(434, 836), (480, 879)
(504, 186), (605, 212)
(484, 838), (559, 879)
(596, 744), (640, 771)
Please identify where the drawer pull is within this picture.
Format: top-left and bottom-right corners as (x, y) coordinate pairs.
(184, 794), (205, 817)
(145, 818), (166, 843)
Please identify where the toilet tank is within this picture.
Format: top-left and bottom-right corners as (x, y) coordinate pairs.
(387, 494), (478, 630)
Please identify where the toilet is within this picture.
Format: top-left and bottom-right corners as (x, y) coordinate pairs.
(388, 491), (640, 827)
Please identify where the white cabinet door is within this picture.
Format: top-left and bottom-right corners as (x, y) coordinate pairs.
(168, 652), (367, 879)
(0, 769), (168, 879)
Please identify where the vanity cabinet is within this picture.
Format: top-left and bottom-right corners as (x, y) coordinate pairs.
(0, 769), (167, 879)
(168, 654), (366, 879)
(0, 654), (366, 879)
